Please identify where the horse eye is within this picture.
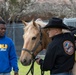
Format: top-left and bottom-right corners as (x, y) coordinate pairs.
(32, 37), (37, 40)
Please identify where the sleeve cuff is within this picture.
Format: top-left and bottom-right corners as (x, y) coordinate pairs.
(39, 59), (43, 65)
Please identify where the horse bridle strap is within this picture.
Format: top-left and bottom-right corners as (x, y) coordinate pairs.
(26, 59), (35, 75)
(22, 48), (33, 55)
(22, 40), (42, 58)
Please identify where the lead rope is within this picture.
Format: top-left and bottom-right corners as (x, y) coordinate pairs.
(26, 59), (35, 75)
(26, 58), (45, 75)
(41, 70), (44, 75)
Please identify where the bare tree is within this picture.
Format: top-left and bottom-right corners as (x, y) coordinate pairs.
(0, 0), (31, 22)
(0, 0), (76, 22)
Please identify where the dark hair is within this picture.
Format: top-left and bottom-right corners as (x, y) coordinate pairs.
(0, 20), (6, 24)
(0, 16), (6, 24)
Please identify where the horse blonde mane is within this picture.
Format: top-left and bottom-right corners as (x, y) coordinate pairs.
(35, 18), (48, 27)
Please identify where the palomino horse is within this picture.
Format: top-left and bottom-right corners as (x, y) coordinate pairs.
(20, 18), (76, 75)
(20, 18), (50, 66)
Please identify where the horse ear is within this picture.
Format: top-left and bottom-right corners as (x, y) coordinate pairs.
(32, 19), (37, 27)
(22, 20), (27, 26)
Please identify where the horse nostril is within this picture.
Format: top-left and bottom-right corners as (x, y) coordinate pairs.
(20, 59), (27, 66)
(23, 59), (26, 63)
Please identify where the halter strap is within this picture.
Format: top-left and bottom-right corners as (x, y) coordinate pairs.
(22, 40), (42, 58)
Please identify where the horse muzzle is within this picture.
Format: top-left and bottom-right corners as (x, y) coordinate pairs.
(20, 58), (31, 66)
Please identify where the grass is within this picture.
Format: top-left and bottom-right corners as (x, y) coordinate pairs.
(11, 52), (76, 75)
(11, 60), (50, 75)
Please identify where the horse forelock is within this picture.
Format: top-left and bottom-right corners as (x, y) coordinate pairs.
(24, 25), (39, 35)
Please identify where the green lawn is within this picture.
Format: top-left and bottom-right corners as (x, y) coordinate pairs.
(11, 52), (76, 75)
(11, 60), (50, 75)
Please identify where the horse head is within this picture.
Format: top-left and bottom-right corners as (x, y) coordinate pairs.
(20, 19), (50, 66)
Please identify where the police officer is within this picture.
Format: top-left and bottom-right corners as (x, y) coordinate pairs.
(36, 17), (75, 75)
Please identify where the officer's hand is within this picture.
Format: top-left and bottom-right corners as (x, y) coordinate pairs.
(36, 58), (41, 65)
(14, 72), (19, 75)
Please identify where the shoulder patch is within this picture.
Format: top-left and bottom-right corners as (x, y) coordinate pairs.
(63, 40), (74, 55)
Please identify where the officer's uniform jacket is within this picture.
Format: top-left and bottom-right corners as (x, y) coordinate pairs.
(39, 33), (75, 74)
